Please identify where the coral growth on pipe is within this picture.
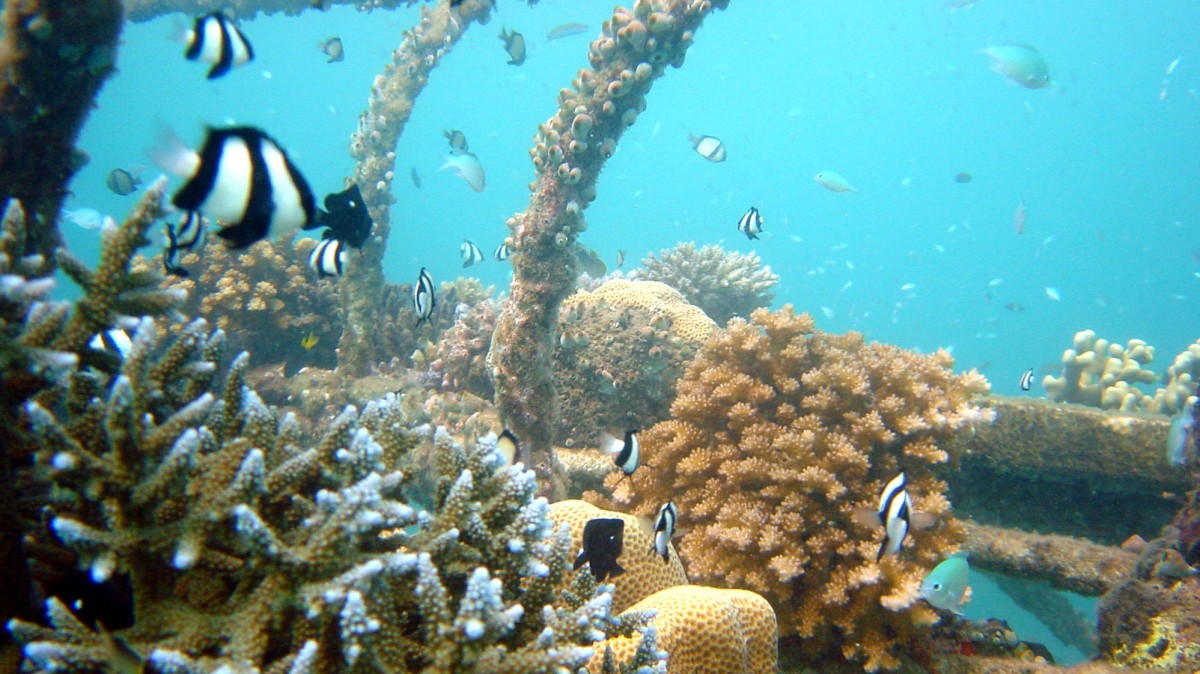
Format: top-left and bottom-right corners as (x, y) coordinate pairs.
(121, 0), (418, 24)
(0, 0), (123, 270)
(490, 0), (728, 498)
(339, 0), (493, 375)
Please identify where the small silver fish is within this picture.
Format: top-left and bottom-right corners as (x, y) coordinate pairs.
(547, 22), (588, 40)
(814, 170), (859, 194)
(318, 36), (344, 63)
(410, 167), (421, 188)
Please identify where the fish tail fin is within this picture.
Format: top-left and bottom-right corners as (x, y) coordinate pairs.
(147, 124), (199, 179)
(169, 16), (192, 46)
(876, 537), (889, 562)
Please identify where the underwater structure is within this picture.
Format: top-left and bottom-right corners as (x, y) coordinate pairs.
(2, 0), (1200, 673)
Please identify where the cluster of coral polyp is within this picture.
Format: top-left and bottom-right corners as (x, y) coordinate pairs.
(604, 305), (993, 671)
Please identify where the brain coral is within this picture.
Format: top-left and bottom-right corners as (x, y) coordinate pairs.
(637, 242), (778, 326)
(554, 280), (716, 446)
(603, 305), (993, 672)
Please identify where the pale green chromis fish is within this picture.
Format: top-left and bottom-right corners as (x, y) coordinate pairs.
(920, 554), (970, 614)
(982, 44), (1051, 89)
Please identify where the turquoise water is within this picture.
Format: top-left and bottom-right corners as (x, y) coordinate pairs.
(66, 1), (1200, 399)
(58, 2), (1197, 663)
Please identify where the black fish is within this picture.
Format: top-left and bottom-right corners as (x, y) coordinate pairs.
(414, 267), (436, 327)
(315, 183), (372, 248)
(185, 12), (254, 79)
(574, 518), (625, 581)
(309, 237), (346, 278)
(170, 127), (316, 249)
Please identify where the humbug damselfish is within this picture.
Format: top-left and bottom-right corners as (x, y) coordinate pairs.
(166, 126), (317, 249)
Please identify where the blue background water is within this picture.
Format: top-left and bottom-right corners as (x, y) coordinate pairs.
(59, 0), (1200, 662)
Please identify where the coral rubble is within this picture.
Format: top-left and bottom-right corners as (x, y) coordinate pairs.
(602, 305), (992, 671)
(637, 242), (778, 326)
(490, 0), (728, 498)
(555, 279), (715, 446)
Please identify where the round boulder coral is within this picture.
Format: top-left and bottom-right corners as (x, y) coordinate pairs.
(554, 280), (716, 446)
(638, 242), (778, 325)
(605, 306), (993, 671)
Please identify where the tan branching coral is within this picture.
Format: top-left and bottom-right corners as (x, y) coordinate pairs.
(555, 280), (716, 445)
(637, 242), (778, 325)
(158, 234), (343, 371)
(601, 305), (992, 671)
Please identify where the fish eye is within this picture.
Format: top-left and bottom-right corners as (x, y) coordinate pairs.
(932, 582), (942, 591)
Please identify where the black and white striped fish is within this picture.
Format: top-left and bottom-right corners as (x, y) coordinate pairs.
(309, 237), (347, 278)
(852, 472), (937, 561)
(461, 239), (483, 268)
(185, 13), (254, 80)
(414, 267), (436, 327)
(496, 429), (520, 466)
(599, 429), (639, 476)
(1019, 368), (1035, 392)
(494, 242), (511, 261)
(89, 329), (133, 359)
(650, 500), (678, 562)
(737, 206), (763, 240)
(689, 134), (727, 162)
(161, 126), (316, 249)
(162, 211), (207, 277)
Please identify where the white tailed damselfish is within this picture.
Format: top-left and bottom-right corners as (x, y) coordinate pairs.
(185, 13), (254, 80)
(414, 267), (436, 327)
(574, 518), (625, 582)
(161, 126), (316, 249)
(650, 500), (678, 563)
(1019, 368), (1035, 392)
(853, 472), (937, 561)
(461, 240), (483, 268)
(494, 242), (511, 261)
(599, 429), (639, 476)
(496, 429), (520, 466)
(309, 237), (347, 278)
(738, 206), (763, 240)
(689, 134), (727, 162)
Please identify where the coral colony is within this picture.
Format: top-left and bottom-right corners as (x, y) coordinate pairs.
(3, 1), (1200, 674)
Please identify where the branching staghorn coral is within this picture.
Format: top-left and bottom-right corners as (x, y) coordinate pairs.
(0, 0), (122, 269)
(339, 0), (494, 376)
(636, 242), (778, 326)
(491, 0), (729, 498)
(8, 318), (660, 673)
(0, 188), (183, 640)
(599, 306), (993, 672)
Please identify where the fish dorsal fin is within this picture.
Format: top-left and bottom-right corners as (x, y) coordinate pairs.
(910, 511), (939, 531)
